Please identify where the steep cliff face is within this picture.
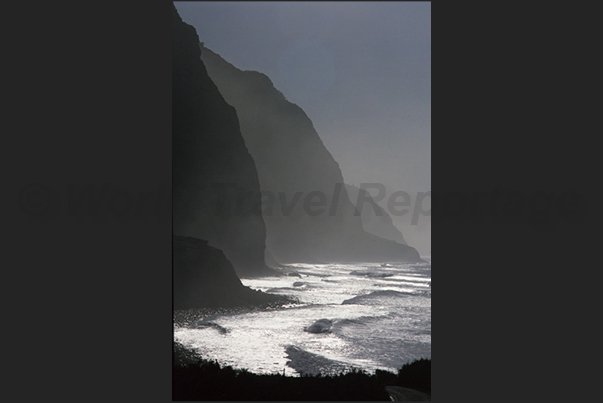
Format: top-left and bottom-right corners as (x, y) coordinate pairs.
(200, 46), (421, 264)
(344, 184), (407, 245)
(173, 236), (285, 309)
(172, 5), (274, 277)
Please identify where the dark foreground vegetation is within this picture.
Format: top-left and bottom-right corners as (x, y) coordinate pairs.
(173, 342), (430, 401)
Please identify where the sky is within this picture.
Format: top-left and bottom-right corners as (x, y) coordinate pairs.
(174, 1), (431, 254)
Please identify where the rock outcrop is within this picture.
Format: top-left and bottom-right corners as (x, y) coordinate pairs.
(173, 236), (286, 309)
(304, 319), (333, 334)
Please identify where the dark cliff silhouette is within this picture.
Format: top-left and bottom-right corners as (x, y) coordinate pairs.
(344, 184), (407, 245)
(172, 5), (274, 277)
(200, 46), (421, 264)
(173, 236), (288, 309)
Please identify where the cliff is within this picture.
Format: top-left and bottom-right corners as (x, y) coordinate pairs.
(200, 45), (421, 264)
(172, 5), (274, 277)
(344, 184), (407, 245)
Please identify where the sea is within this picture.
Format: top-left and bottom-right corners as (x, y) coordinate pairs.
(173, 257), (431, 376)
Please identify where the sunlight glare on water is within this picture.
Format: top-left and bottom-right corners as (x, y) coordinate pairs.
(173, 259), (431, 376)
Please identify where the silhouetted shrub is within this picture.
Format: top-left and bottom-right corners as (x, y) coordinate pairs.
(173, 341), (430, 401)
(397, 357), (431, 393)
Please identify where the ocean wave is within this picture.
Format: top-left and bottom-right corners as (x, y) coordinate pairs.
(350, 270), (395, 278)
(334, 318), (367, 327)
(341, 290), (415, 305)
(292, 281), (307, 287)
(371, 284), (425, 293)
(333, 312), (402, 328)
(297, 271), (332, 278)
(189, 320), (230, 334)
(379, 276), (430, 284)
(265, 287), (301, 293)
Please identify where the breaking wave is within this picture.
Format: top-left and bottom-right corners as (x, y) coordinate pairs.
(341, 290), (414, 305)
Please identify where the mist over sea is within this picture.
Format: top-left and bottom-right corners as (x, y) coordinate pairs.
(174, 257), (431, 376)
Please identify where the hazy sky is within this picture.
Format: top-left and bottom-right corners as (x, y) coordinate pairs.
(174, 1), (431, 254)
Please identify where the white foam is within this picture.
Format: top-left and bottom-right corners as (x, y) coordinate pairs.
(174, 262), (431, 375)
